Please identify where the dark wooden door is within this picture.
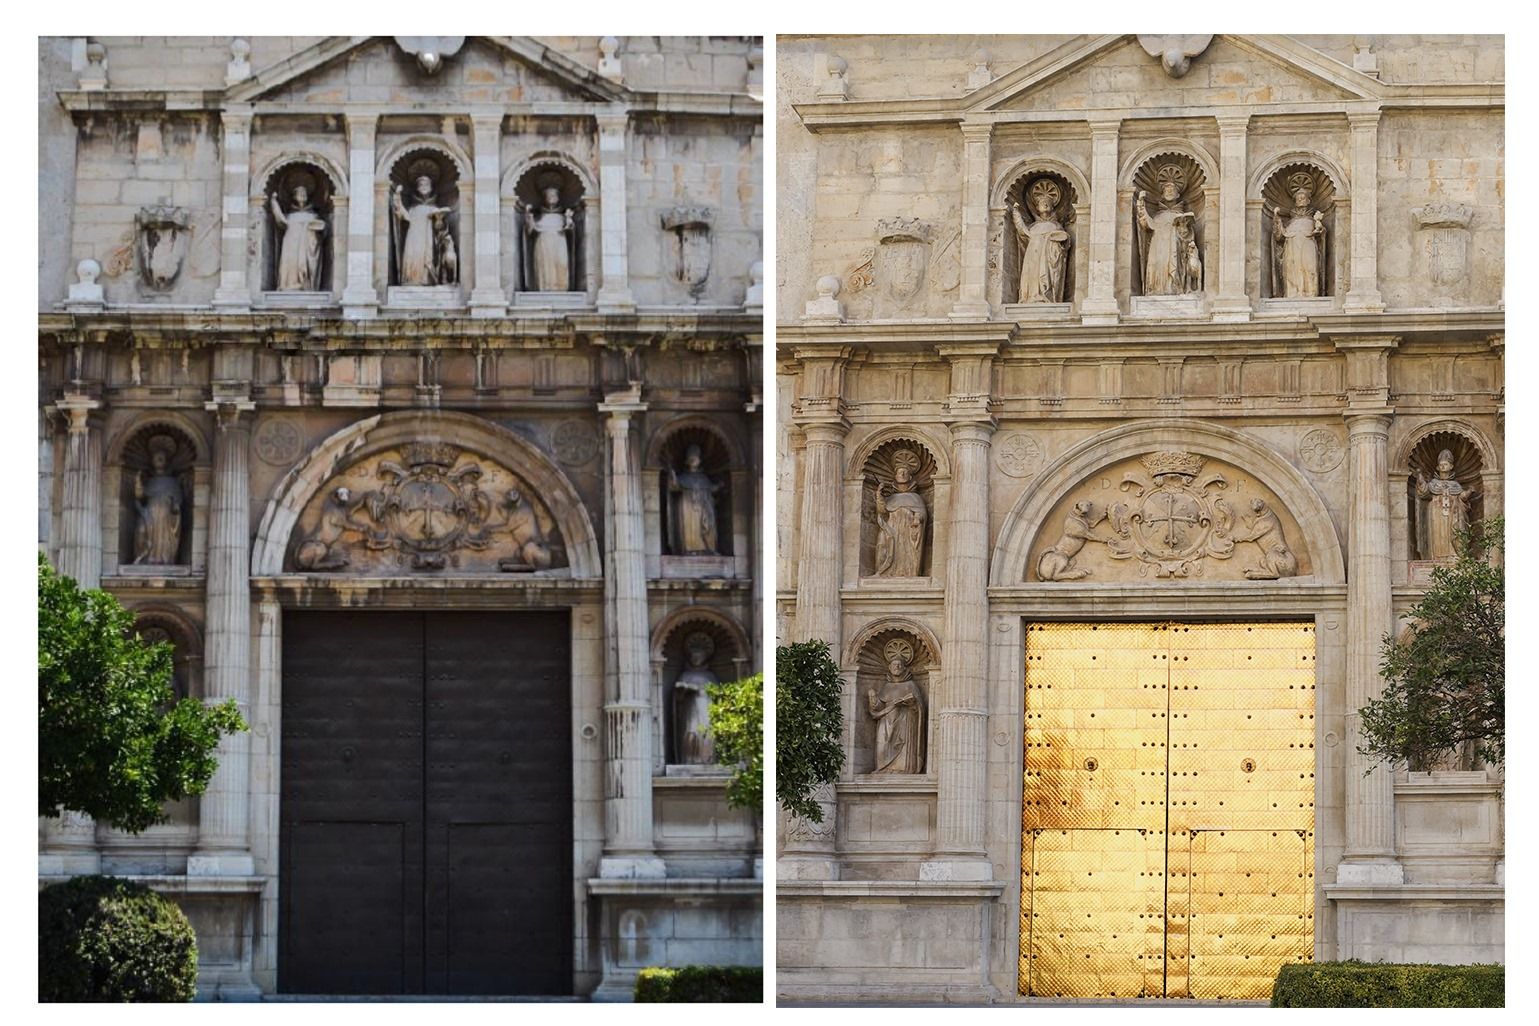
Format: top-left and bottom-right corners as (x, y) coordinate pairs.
(279, 610), (572, 996)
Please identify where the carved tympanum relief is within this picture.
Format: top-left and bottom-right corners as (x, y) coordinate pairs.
(288, 441), (566, 574)
(1007, 175), (1074, 304)
(860, 440), (936, 578)
(136, 205), (191, 291)
(515, 165), (585, 293)
(855, 630), (929, 775)
(1408, 434), (1482, 562)
(1030, 451), (1307, 581)
(388, 150), (460, 287)
(120, 426), (196, 567)
(1132, 156), (1205, 296)
(1262, 165), (1336, 299)
(264, 163), (333, 292)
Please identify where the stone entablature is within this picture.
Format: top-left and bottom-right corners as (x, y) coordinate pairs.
(44, 36), (763, 318)
(778, 34), (1503, 325)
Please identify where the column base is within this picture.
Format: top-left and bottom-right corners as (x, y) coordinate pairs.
(597, 855), (667, 880)
(948, 300), (991, 321)
(1343, 290), (1386, 314)
(1211, 296), (1253, 322)
(187, 853), (257, 877)
(1079, 295), (1120, 325)
(597, 289), (636, 315)
(1335, 858), (1404, 885)
(212, 287), (252, 310)
(39, 851), (102, 876)
(340, 285), (379, 320)
(777, 854), (839, 881)
(918, 857), (994, 882)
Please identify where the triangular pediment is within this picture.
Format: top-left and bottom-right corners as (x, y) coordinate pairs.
(974, 34), (1381, 113)
(231, 35), (627, 105)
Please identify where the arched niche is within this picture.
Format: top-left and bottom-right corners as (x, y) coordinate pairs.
(384, 144), (463, 288)
(991, 420), (1345, 587)
(511, 158), (588, 295)
(125, 607), (204, 833)
(649, 607), (752, 772)
(644, 417), (748, 579)
(1257, 161), (1340, 300)
(113, 423), (200, 571)
(844, 622), (936, 777)
(857, 437), (940, 579)
(259, 157), (340, 294)
(997, 166), (1081, 307)
(1127, 149), (1209, 297)
(653, 424), (734, 558)
(1405, 430), (1484, 563)
(251, 411), (601, 579)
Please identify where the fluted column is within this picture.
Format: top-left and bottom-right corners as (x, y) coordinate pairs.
(596, 111), (635, 312)
(1339, 410), (1401, 882)
(1344, 109), (1385, 313)
(212, 105), (253, 308)
(190, 399), (256, 876)
(1212, 113), (1252, 321)
(340, 113), (379, 319)
(597, 393), (663, 877)
(949, 122), (993, 319)
(468, 108), (506, 316)
(793, 420), (847, 645)
(927, 344), (997, 880)
(42, 394), (103, 874)
(1081, 118), (1121, 323)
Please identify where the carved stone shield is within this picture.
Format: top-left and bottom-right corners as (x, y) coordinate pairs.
(878, 237), (928, 302)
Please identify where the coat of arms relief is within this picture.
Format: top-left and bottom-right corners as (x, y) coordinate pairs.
(288, 441), (566, 574)
(1032, 451), (1303, 582)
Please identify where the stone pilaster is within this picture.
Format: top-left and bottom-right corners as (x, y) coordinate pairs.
(212, 106), (253, 308)
(949, 122), (993, 320)
(190, 398), (257, 876)
(1336, 335), (1402, 883)
(1081, 118), (1121, 324)
(925, 345), (996, 881)
(1344, 109), (1386, 313)
(340, 113), (379, 319)
(597, 392), (662, 878)
(1213, 113), (1252, 321)
(596, 111), (635, 312)
(468, 109), (506, 316)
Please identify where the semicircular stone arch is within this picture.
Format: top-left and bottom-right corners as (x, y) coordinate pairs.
(251, 410), (601, 578)
(842, 614), (942, 670)
(990, 419), (1345, 587)
(990, 155), (1092, 212)
(645, 414), (746, 470)
(1392, 417), (1499, 475)
(1248, 150), (1350, 203)
(502, 151), (598, 201)
(1118, 138), (1219, 193)
(254, 151), (350, 201)
(846, 425), (952, 482)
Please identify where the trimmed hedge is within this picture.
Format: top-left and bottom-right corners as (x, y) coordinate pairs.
(1271, 961), (1504, 1007)
(39, 875), (198, 1002)
(634, 965), (763, 1003)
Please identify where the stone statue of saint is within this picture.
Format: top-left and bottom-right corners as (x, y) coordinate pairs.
(1416, 449), (1478, 561)
(525, 185), (575, 291)
(1009, 179), (1070, 303)
(667, 444), (723, 556)
(868, 638), (923, 774)
(132, 435), (183, 565)
(496, 488), (555, 572)
(673, 632), (718, 764)
(1135, 164), (1201, 295)
(873, 449), (926, 577)
(269, 185), (326, 291)
(1271, 174), (1326, 298)
(391, 175), (456, 286)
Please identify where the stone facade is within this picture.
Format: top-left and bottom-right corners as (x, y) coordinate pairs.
(776, 35), (1502, 1002)
(39, 35), (762, 999)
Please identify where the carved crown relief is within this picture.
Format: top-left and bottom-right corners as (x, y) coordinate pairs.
(1029, 451), (1308, 582)
(287, 441), (567, 574)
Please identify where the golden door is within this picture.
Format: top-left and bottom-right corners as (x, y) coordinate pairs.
(1019, 622), (1315, 1000)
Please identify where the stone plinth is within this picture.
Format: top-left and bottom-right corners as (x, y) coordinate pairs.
(513, 291), (589, 309)
(660, 554), (733, 579)
(385, 285), (464, 310)
(1129, 294), (1206, 319)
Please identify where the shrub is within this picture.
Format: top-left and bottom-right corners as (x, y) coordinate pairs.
(634, 965), (763, 1003)
(709, 673), (763, 813)
(1271, 961), (1504, 1007)
(39, 875), (198, 1002)
(775, 640), (844, 823)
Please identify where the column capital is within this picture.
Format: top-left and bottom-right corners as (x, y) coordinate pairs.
(1346, 108), (1383, 129)
(598, 391), (647, 422)
(54, 394), (101, 434)
(958, 121), (993, 142)
(1331, 334), (1401, 352)
(596, 109), (630, 135)
(344, 111), (379, 139)
(220, 106), (253, 132)
(205, 397), (256, 430)
(798, 418), (850, 445)
(946, 417), (997, 443)
(1215, 112), (1252, 133)
(468, 106), (504, 129)
(1087, 116), (1121, 136)
(1343, 409), (1394, 435)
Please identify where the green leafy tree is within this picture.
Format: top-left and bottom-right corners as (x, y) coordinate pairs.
(775, 640), (844, 823)
(708, 673), (763, 813)
(1359, 518), (1503, 771)
(39, 553), (247, 833)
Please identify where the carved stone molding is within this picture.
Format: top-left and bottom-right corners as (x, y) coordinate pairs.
(1029, 451), (1308, 582)
(287, 441), (566, 574)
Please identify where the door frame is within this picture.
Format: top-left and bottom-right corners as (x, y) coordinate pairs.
(248, 578), (607, 995)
